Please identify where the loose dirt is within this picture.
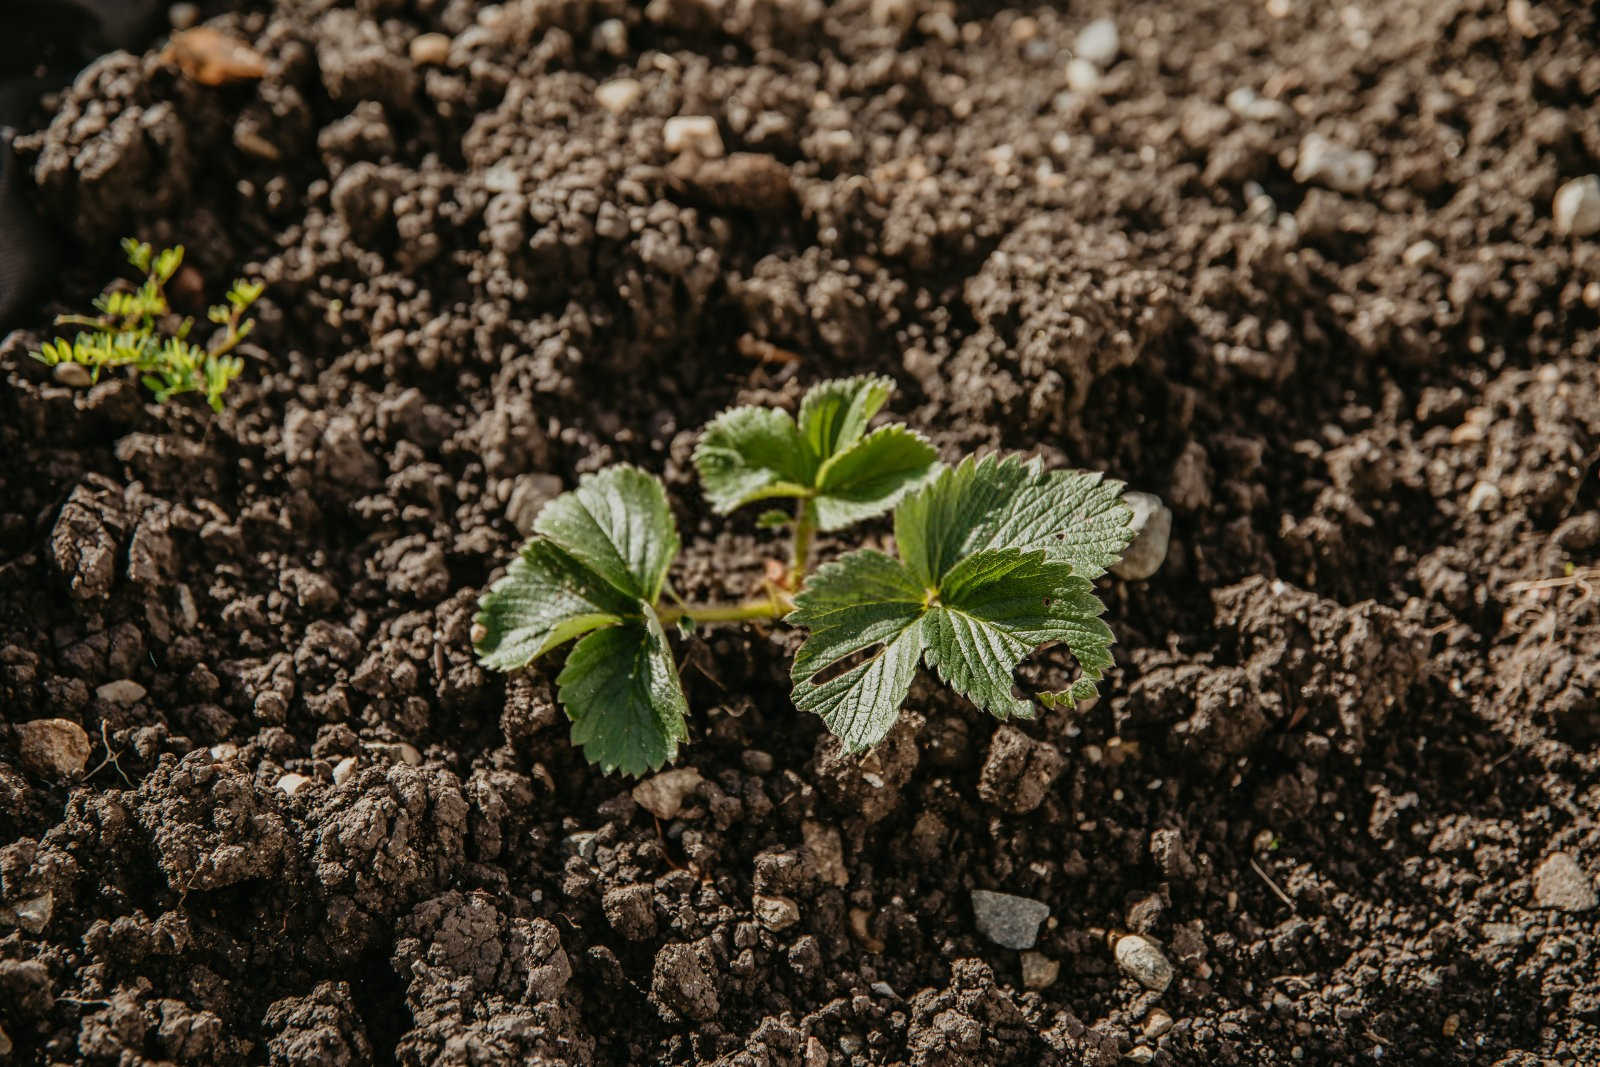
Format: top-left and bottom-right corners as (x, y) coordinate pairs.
(3, 0), (1599, 1063)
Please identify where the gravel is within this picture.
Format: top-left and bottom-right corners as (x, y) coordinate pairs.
(1113, 492), (1173, 580)
(1115, 933), (1174, 992)
(1552, 175), (1600, 238)
(970, 889), (1049, 950)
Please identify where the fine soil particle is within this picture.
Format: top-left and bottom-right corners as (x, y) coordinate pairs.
(2, 0), (1600, 1064)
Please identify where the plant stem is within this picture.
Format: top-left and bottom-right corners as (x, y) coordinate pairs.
(656, 595), (790, 626)
(789, 498), (817, 588)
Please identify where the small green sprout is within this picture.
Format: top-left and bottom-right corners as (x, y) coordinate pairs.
(31, 238), (262, 412)
(473, 376), (1136, 776)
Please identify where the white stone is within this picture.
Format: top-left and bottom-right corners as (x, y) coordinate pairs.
(209, 742), (239, 762)
(15, 719), (91, 779)
(592, 19), (628, 56)
(1553, 175), (1600, 238)
(277, 773), (312, 796)
(1112, 492), (1173, 581)
(1403, 240), (1439, 268)
(1075, 19), (1119, 67)
(1532, 852), (1596, 912)
(1466, 480), (1501, 513)
(1294, 133), (1376, 194)
(333, 756), (358, 786)
(596, 78), (643, 115)
(368, 741), (422, 766)
(632, 767), (703, 820)
(1065, 58), (1102, 94)
(971, 889), (1049, 950)
(96, 679), (146, 705)
(1225, 87), (1291, 123)
(664, 115), (724, 157)
(1115, 934), (1174, 992)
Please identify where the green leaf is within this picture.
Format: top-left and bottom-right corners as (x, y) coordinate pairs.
(693, 406), (812, 514)
(755, 509), (792, 529)
(695, 377), (937, 532)
(787, 454), (1128, 751)
(534, 465), (679, 602)
(895, 454), (1133, 587)
(797, 374), (892, 462)
(922, 548), (1112, 720)
(557, 608), (690, 776)
(788, 551), (927, 751)
(473, 539), (636, 671)
(813, 425), (939, 531)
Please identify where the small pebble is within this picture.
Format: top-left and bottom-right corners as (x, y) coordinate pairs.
(753, 894), (801, 931)
(869, 981), (899, 999)
(1465, 480), (1501, 514)
(632, 767), (702, 820)
(332, 756), (358, 786)
(1074, 18), (1119, 66)
(596, 78), (643, 115)
(1552, 175), (1600, 238)
(506, 473), (564, 535)
(1126, 1047), (1156, 1064)
(971, 889), (1050, 950)
(1115, 933), (1174, 992)
(592, 18), (628, 56)
(209, 742), (239, 762)
(1065, 58), (1102, 93)
(409, 33), (451, 67)
(277, 773), (312, 796)
(1020, 950), (1060, 989)
(15, 719), (91, 779)
(1225, 87), (1291, 123)
(168, 3), (200, 30)
(1402, 240), (1439, 267)
(1294, 132), (1376, 194)
(664, 115), (724, 157)
(52, 363), (92, 388)
(0, 891), (53, 933)
(1145, 1009), (1175, 1039)
(367, 741), (421, 766)
(1532, 852), (1597, 912)
(1112, 492), (1173, 581)
(96, 679), (147, 705)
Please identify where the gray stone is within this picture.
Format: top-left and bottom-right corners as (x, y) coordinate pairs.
(1112, 492), (1173, 580)
(971, 889), (1049, 950)
(1532, 852), (1596, 912)
(1115, 933), (1173, 992)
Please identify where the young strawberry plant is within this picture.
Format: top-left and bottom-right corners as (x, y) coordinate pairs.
(473, 376), (1135, 775)
(31, 238), (261, 412)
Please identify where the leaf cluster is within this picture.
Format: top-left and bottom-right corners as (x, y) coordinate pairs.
(30, 238), (262, 412)
(474, 377), (1135, 775)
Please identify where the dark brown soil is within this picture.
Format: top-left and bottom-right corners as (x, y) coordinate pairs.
(3, 1), (1599, 1064)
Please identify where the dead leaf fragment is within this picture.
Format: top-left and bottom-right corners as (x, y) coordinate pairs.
(164, 27), (269, 86)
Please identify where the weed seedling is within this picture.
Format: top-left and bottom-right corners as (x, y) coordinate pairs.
(474, 376), (1135, 775)
(31, 238), (262, 412)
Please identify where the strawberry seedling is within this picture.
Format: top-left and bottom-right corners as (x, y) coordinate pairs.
(474, 376), (1135, 776)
